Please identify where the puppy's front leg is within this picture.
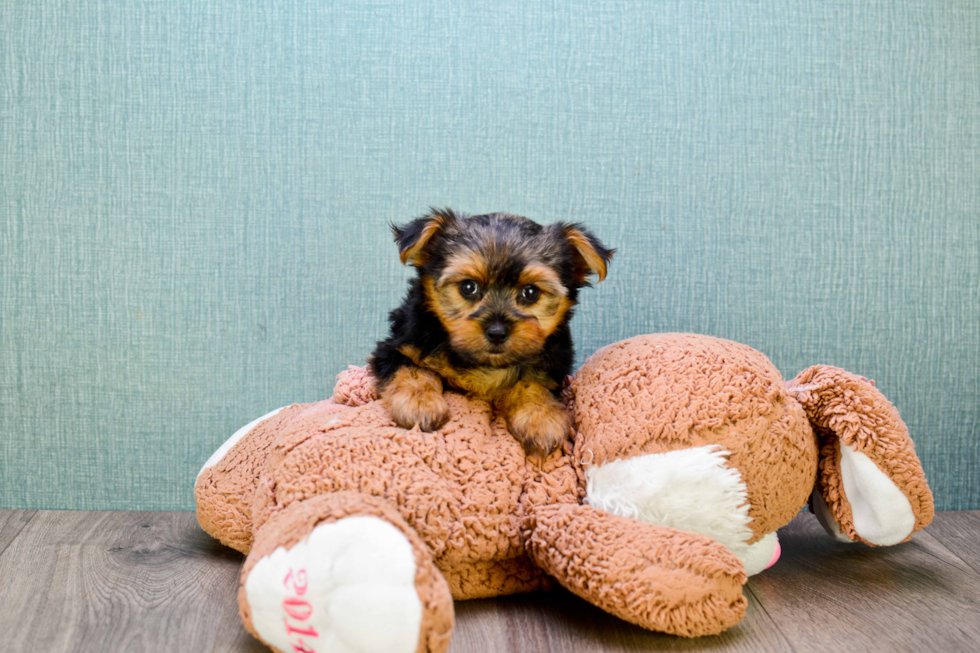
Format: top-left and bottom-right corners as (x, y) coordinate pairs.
(380, 364), (451, 432)
(497, 380), (570, 458)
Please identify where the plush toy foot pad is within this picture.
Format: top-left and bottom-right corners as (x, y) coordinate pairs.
(245, 516), (423, 653)
(240, 492), (454, 653)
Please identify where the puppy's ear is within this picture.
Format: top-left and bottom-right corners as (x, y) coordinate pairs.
(391, 208), (458, 266)
(559, 224), (615, 283)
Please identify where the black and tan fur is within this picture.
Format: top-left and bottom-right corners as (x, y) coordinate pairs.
(369, 208), (613, 457)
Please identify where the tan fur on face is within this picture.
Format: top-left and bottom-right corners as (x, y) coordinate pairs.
(423, 276), (470, 326)
(517, 264), (567, 297)
(380, 366), (450, 432)
(438, 252), (490, 288)
(497, 380), (571, 459)
(422, 275), (506, 365)
(518, 294), (574, 341)
(424, 255), (573, 366)
(515, 264), (574, 339)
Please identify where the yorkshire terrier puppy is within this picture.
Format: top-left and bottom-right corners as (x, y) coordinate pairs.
(369, 208), (613, 458)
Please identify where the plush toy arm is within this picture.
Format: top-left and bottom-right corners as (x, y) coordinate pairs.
(526, 503), (747, 637)
(788, 366), (934, 546)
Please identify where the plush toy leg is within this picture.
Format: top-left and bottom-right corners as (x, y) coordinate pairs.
(788, 366), (934, 546)
(584, 444), (780, 576)
(527, 503), (748, 637)
(239, 491), (454, 653)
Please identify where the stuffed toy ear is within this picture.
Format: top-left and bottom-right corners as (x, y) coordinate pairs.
(787, 366), (934, 546)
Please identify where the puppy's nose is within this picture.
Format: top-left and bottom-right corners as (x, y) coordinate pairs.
(484, 322), (510, 345)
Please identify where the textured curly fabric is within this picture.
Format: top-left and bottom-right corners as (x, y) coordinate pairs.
(788, 365), (934, 544)
(572, 334), (818, 539)
(333, 365), (380, 406)
(240, 491), (454, 653)
(196, 403), (319, 553)
(251, 379), (574, 600)
(195, 335), (935, 646)
(527, 503), (747, 637)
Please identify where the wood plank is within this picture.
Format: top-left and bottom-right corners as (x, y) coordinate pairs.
(0, 510), (243, 653)
(210, 587), (270, 653)
(209, 563), (791, 653)
(750, 512), (980, 653)
(3, 510), (978, 652)
(449, 582), (792, 653)
(0, 509), (36, 557)
(926, 510), (980, 576)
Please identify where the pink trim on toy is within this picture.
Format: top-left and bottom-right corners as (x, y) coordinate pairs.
(764, 540), (781, 570)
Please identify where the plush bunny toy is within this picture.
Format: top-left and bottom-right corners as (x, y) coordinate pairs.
(196, 333), (933, 653)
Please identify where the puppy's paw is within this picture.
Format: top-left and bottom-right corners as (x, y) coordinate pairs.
(505, 397), (570, 460)
(393, 391), (450, 432)
(381, 366), (451, 432)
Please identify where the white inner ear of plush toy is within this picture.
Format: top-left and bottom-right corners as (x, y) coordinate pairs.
(839, 443), (916, 546)
(246, 516), (422, 653)
(584, 445), (778, 576)
(197, 406), (286, 479)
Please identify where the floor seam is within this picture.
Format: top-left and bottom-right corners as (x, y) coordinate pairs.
(745, 582), (800, 653)
(916, 529), (980, 579)
(0, 509), (39, 559)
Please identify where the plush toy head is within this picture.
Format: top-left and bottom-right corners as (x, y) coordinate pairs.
(568, 334), (932, 572)
(572, 334), (817, 566)
(196, 333), (934, 651)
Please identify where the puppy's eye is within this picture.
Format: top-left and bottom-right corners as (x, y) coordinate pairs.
(520, 285), (540, 304)
(458, 280), (480, 299)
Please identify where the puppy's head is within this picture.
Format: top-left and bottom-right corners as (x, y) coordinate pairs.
(392, 208), (614, 367)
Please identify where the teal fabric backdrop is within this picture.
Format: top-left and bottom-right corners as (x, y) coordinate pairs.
(1, 1), (977, 511)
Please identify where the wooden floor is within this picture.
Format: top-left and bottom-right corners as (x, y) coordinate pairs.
(0, 510), (977, 653)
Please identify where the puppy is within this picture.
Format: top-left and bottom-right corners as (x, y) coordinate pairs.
(369, 208), (613, 458)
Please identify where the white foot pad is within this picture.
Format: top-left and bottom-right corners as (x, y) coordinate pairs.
(246, 516), (423, 653)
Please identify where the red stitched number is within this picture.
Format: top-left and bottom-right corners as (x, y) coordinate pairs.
(283, 568), (309, 595)
(282, 568), (318, 653)
(291, 645), (317, 653)
(283, 597), (314, 621)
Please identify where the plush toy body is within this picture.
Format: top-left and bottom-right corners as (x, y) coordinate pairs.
(196, 334), (934, 653)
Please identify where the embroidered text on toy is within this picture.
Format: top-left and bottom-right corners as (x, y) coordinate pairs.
(282, 567), (318, 653)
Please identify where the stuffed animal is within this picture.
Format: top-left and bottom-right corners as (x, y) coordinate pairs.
(195, 333), (934, 653)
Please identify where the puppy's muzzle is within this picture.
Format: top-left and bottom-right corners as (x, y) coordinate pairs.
(484, 321), (511, 345)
